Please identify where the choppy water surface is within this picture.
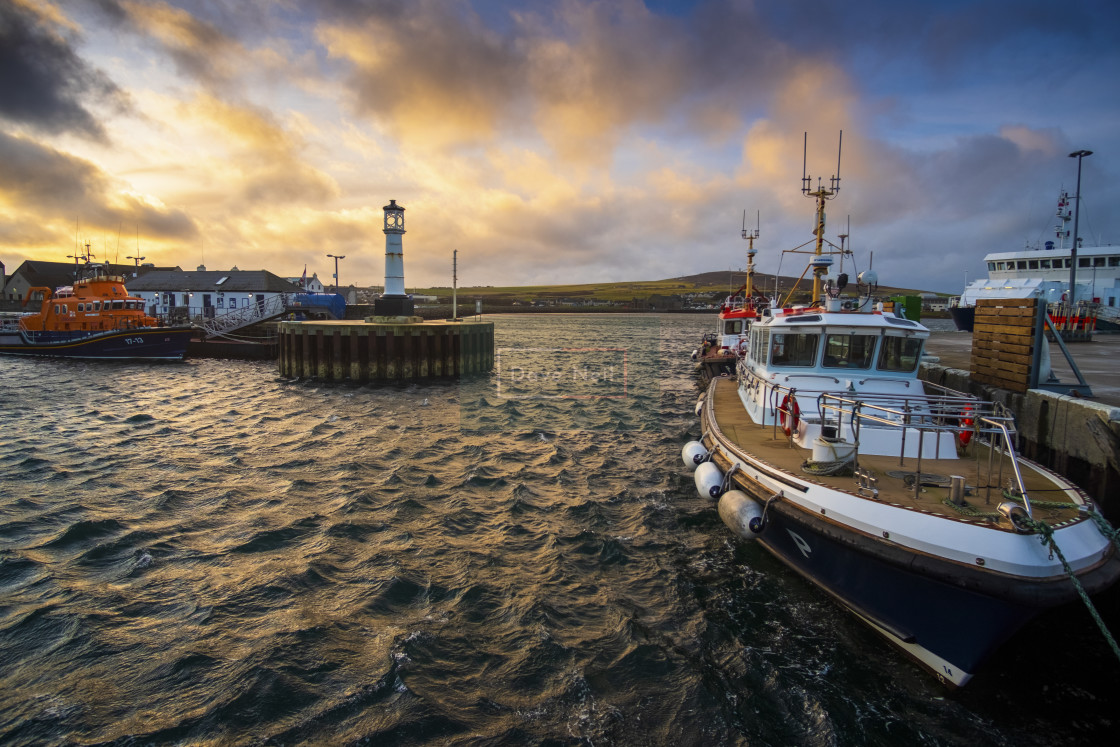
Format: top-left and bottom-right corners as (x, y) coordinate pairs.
(1, 313), (1116, 745)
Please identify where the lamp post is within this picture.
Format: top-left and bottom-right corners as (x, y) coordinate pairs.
(1067, 149), (1092, 324)
(326, 253), (345, 293)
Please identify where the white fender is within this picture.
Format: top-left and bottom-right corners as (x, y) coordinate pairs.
(718, 490), (766, 540)
(681, 440), (708, 470)
(694, 461), (724, 499)
(694, 397), (705, 417)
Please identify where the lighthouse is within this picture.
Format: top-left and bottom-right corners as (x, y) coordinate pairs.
(279, 197), (496, 382)
(374, 199), (415, 318)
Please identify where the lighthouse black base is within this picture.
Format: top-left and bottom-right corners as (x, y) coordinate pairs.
(374, 294), (414, 317)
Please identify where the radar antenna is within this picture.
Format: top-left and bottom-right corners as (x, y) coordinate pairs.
(801, 131), (843, 304)
(741, 209), (760, 297)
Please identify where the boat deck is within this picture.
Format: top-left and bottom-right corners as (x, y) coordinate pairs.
(704, 376), (1083, 528)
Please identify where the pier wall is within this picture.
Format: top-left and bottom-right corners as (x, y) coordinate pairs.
(277, 320), (494, 382)
(920, 364), (1120, 520)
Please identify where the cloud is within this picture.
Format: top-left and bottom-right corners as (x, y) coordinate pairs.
(184, 93), (340, 207)
(87, 0), (244, 88)
(318, 0), (525, 150)
(0, 129), (197, 255)
(0, 0), (128, 141)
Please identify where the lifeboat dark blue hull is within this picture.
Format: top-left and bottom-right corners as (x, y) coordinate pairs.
(0, 326), (194, 360)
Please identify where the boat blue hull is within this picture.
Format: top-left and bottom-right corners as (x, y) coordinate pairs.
(0, 327), (194, 360)
(756, 505), (1032, 683)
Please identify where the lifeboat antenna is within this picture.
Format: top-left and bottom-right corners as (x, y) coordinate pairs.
(801, 131), (843, 304)
(741, 209), (759, 297)
(838, 215), (849, 275)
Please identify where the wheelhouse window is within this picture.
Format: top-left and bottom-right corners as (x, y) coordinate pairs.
(822, 334), (876, 369)
(750, 327), (770, 364)
(987, 262), (995, 271)
(770, 332), (818, 367)
(877, 336), (923, 372)
(723, 319), (742, 335)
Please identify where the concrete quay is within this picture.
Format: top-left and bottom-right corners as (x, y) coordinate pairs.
(921, 331), (1120, 518)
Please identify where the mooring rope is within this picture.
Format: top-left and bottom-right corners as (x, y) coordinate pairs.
(1019, 515), (1120, 666)
(800, 459), (854, 477)
(1086, 510), (1120, 554)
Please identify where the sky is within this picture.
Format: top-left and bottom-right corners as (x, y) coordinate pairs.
(2, 0), (1119, 294)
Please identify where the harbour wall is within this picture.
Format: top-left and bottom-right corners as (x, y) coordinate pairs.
(277, 319), (494, 382)
(919, 363), (1120, 520)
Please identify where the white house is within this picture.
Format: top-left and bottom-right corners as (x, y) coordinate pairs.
(286, 271), (326, 293)
(127, 268), (303, 321)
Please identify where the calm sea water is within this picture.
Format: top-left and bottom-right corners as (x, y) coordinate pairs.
(1, 313), (1116, 746)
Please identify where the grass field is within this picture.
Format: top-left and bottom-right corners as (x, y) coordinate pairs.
(408, 270), (937, 306)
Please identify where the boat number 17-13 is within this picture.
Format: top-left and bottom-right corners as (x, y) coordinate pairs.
(123, 337), (145, 345)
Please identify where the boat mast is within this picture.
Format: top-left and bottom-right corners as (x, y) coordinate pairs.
(741, 209), (759, 298)
(802, 131), (842, 304)
(1055, 191), (1071, 251)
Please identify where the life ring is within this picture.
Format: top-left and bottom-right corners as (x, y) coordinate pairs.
(958, 406), (974, 447)
(780, 394), (800, 436)
(736, 338), (749, 355)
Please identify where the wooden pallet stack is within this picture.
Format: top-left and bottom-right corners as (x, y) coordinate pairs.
(969, 298), (1036, 393)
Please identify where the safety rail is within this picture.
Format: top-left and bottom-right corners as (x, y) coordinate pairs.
(818, 391), (1031, 508)
(736, 358), (1035, 510)
(196, 293), (344, 340)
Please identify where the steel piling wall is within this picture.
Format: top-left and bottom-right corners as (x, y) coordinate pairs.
(277, 320), (494, 381)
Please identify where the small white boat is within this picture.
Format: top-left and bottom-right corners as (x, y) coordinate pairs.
(683, 139), (1120, 687)
(691, 213), (766, 379)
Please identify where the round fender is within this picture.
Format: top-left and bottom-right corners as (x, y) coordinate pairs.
(694, 397), (706, 417)
(681, 440), (708, 470)
(694, 461), (724, 500)
(718, 490), (766, 540)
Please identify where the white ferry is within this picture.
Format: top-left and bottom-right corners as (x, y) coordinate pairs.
(951, 191), (1119, 330)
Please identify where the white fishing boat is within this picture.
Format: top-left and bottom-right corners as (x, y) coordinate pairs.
(682, 137), (1120, 687)
(691, 213), (766, 379)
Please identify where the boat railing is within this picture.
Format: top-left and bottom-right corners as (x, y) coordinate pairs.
(976, 412), (1035, 517)
(738, 363), (816, 442)
(818, 392), (1031, 507)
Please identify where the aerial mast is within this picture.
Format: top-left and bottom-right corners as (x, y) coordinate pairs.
(741, 209), (759, 297)
(802, 131), (843, 304)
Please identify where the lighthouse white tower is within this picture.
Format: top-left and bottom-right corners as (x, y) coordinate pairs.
(374, 199), (415, 318)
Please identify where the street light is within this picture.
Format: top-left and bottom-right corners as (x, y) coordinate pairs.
(1067, 149), (1092, 322)
(327, 255), (342, 293)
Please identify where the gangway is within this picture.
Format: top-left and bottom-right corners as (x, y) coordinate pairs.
(197, 293), (345, 340)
